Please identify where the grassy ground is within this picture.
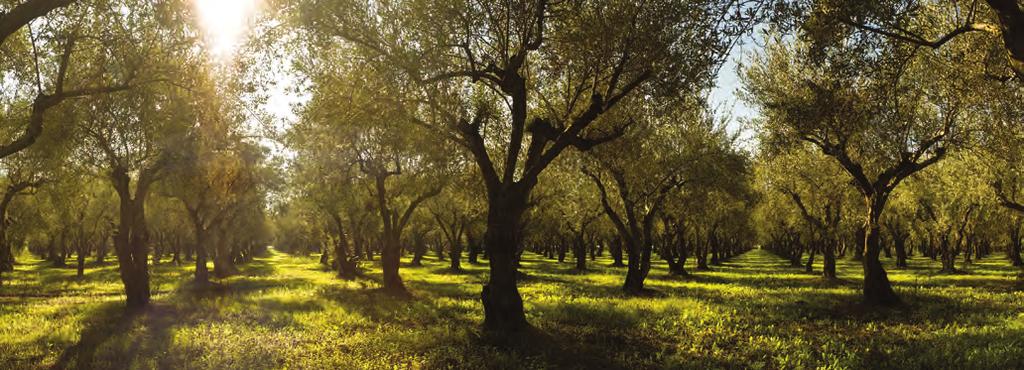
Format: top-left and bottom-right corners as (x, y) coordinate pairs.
(1, 248), (1023, 370)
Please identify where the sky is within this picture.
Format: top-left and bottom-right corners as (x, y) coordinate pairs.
(255, 45), (764, 156)
(189, 0), (763, 156)
(709, 33), (763, 151)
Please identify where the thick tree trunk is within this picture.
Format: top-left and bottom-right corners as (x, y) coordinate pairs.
(113, 192), (151, 310)
(666, 244), (688, 276)
(411, 237), (426, 266)
(696, 242), (710, 270)
(331, 213), (356, 279)
(381, 233), (404, 293)
(213, 246), (237, 278)
(449, 242), (462, 271)
(610, 238), (625, 267)
(862, 199), (899, 306)
(986, 0), (1024, 78)
(823, 240), (837, 280)
(623, 237), (653, 294)
(573, 237), (586, 271)
(788, 245), (802, 268)
(894, 235), (908, 269)
(481, 193), (528, 332)
(623, 239), (644, 293)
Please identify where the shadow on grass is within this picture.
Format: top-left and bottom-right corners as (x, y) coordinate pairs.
(426, 266), (486, 277)
(44, 255), (303, 369)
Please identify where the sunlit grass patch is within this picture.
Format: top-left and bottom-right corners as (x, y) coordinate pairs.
(2, 248), (1023, 369)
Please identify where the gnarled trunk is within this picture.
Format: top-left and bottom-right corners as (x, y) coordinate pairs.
(331, 213), (356, 279)
(862, 198), (899, 306)
(822, 240), (837, 279)
(481, 191), (528, 332)
(449, 242), (462, 271)
(114, 195), (151, 310)
(381, 233), (403, 292)
(572, 236), (586, 271)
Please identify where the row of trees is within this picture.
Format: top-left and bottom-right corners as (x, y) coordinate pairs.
(276, 0), (1024, 333)
(0, 0), (275, 307)
(273, 0), (766, 332)
(4, 0), (1024, 339)
(744, 0), (1024, 306)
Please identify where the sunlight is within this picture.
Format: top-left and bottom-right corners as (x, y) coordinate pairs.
(192, 0), (260, 58)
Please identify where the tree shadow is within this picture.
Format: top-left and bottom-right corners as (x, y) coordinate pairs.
(48, 301), (185, 370)
(426, 266), (487, 277)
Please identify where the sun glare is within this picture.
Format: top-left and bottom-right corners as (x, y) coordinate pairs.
(193, 0), (260, 59)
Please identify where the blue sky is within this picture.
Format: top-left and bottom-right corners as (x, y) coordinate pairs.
(258, 38), (764, 156)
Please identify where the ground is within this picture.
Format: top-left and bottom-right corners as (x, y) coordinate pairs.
(1, 249), (1023, 370)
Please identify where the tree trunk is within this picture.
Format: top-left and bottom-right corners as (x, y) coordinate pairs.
(1010, 227), (1023, 267)
(853, 227), (865, 261)
(76, 244), (86, 278)
(449, 242), (462, 271)
(411, 236), (426, 266)
(940, 233), (957, 273)
(804, 248), (815, 273)
(862, 198), (899, 306)
(894, 235), (908, 269)
(319, 240), (330, 266)
(213, 243), (237, 278)
(113, 191), (151, 310)
(331, 213), (356, 279)
(623, 234), (654, 294)
(171, 238), (181, 266)
(696, 242), (710, 270)
(823, 240), (837, 280)
(622, 238), (645, 293)
(194, 228), (209, 284)
(0, 234), (11, 272)
(467, 234), (480, 264)
(608, 238), (624, 267)
(666, 242), (688, 276)
(481, 193), (529, 332)
(380, 233), (404, 293)
(573, 236), (586, 271)
(96, 234), (108, 264)
(52, 230), (68, 267)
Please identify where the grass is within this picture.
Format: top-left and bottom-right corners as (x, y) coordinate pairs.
(1, 248), (1023, 369)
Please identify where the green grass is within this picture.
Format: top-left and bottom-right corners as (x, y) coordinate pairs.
(2, 248), (1023, 369)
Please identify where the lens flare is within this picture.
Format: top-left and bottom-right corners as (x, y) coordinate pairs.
(192, 0), (259, 58)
